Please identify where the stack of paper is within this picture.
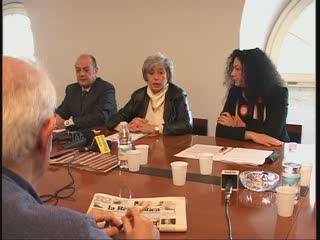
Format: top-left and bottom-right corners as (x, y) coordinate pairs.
(174, 144), (273, 166)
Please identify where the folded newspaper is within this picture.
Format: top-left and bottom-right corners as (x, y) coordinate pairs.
(87, 193), (187, 232)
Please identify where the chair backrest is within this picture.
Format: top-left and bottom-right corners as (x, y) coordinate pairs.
(286, 124), (302, 143)
(192, 118), (208, 136)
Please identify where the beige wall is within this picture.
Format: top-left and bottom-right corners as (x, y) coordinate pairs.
(24, 0), (244, 136)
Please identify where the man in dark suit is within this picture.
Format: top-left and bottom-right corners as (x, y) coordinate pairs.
(56, 54), (117, 130)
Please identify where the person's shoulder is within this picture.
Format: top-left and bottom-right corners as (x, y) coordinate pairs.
(265, 86), (288, 103)
(95, 77), (115, 88)
(168, 83), (187, 96)
(132, 85), (147, 95)
(270, 86), (288, 96)
(66, 82), (80, 91)
(130, 86), (147, 100)
(230, 86), (241, 93)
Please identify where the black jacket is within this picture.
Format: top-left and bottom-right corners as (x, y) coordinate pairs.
(56, 78), (117, 129)
(106, 83), (193, 135)
(216, 86), (290, 142)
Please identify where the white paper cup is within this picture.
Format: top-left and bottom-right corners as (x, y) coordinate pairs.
(276, 185), (297, 217)
(135, 144), (149, 165)
(287, 142), (298, 151)
(300, 162), (313, 186)
(127, 150), (141, 172)
(198, 152), (214, 175)
(170, 161), (188, 186)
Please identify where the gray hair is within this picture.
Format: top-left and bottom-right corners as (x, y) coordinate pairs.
(2, 56), (57, 165)
(142, 52), (174, 83)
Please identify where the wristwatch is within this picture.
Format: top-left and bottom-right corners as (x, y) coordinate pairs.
(154, 126), (160, 134)
(64, 120), (72, 127)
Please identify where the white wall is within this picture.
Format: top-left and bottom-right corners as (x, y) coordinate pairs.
(24, 0), (244, 136)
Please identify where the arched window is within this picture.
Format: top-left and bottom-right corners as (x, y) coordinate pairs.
(266, 0), (315, 87)
(3, 2), (35, 61)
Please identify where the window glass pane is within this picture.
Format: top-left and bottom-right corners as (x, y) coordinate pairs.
(277, 1), (315, 74)
(3, 13), (35, 61)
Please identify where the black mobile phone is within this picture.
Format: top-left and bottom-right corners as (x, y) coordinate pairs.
(265, 151), (280, 164)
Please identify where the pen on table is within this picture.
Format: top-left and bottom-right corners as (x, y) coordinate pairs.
(218, 146), (228, 153)
(104, 202), (150, 231)
(220, 147), (233, 155)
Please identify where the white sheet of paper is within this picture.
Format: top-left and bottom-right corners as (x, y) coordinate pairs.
(219, 148), (272, 165)
(174, 144), (225, 158)
(174, 144), (273, 166)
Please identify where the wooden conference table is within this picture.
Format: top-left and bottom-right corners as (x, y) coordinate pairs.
(35, 133), (316, 239)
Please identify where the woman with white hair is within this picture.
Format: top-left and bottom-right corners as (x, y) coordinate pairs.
(106, 53), (193, 135)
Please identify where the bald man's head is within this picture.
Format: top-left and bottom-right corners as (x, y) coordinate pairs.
(75, 54), (98, 88)
(3, 56), (57, 165)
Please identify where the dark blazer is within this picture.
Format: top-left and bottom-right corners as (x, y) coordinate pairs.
(216, 86), (290, 142)
(106, 83), (193, 135)
(56, 77), (117, 129)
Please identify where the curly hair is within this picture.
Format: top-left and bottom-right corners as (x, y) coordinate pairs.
(223, 48), (286, 102)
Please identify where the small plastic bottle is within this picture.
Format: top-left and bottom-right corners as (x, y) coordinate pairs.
(118, 122), (132, 169)
(282, 162), (301, 204)
(282, 142), (301, 204)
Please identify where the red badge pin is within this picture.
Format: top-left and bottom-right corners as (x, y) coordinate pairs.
(239, 104), (249, 116)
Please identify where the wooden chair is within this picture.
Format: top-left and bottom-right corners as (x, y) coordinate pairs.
(286, 124), (302, 143)
(192, 118), (208, 136)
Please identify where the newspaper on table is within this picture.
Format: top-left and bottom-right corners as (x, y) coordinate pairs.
(87, 193), (187, 232)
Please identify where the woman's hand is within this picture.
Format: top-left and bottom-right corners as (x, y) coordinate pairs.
(88, 209), (122, 237)
(245, 131), (284, 147)
(128, 118), (147, 132)
(128, 118), (158, 134)
(217, 112), (237, 127)
(135, 122), (157, 134)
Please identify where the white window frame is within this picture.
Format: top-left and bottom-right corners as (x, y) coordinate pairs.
(265, 0), (314, 88)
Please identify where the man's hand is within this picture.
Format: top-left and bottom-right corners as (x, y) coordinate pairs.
(122, 207), (160, 239)
(245, 131), (284, 147)
(88, 209), (122, 237)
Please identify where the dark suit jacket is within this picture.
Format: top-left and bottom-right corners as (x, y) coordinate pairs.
(106, 83), (193, 135)
(56, 77), (117, 129)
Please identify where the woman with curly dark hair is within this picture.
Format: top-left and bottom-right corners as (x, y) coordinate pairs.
(216, 48), (290, 146)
